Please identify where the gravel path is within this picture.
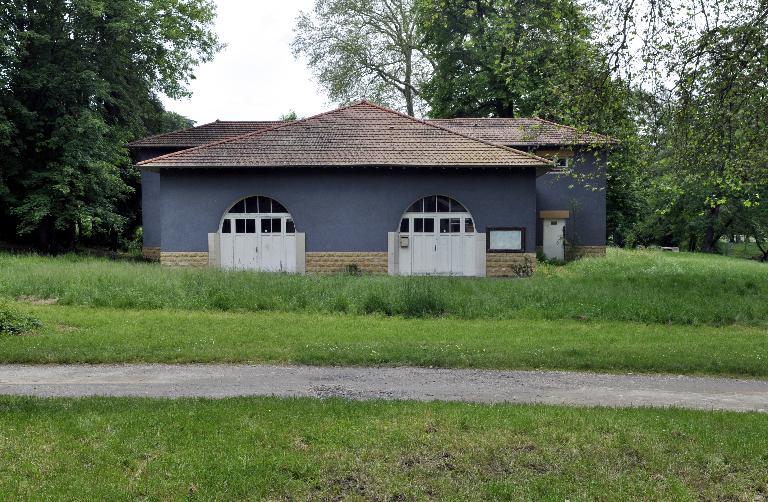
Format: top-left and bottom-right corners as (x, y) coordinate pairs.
(1, 364), (766, 411)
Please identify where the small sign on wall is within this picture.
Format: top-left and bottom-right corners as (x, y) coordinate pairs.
(487, 227), (524, 252)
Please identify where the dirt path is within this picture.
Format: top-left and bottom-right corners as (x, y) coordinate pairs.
(1, 364), (766, 411)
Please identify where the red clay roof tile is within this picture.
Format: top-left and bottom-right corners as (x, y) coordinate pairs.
(427, 117), (618, 146)
(127, 121), (283, 147)
(139, 101), (551, 169)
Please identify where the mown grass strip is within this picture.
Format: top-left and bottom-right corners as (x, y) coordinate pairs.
(3, 304), (766, 377)
(1, 396), (767, 500)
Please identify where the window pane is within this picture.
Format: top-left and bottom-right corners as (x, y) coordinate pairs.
(258, 196), (272, 213)
(465, 218), (475, 233)
(286, 219), (295, 233)
(424, 218), (435, 232)
(451, 200), (466, 212)
(272, 218), (282, 233)
(245, 219), (256, 233)
(489, 229), (523, 251)
(400, 218), (409, 232)
(222, 219), (231, 233)
(437, 196), (450, 212)
(424, 195), (437, 212)
(450, 218), (461, 233)
(229, 200), (245, 213)
(235, 219), (245, 233)
(261, 218), (271, 233)
(439, 218), (450, 233)
(414, 218), (424, 233)
(272, 200), (287, 213)
(244, 196), (258, 213)
(408, 199), (423, 212)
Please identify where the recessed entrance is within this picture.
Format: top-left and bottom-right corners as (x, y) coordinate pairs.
(396, 195), (478, 276)
(219, 196), (297, 272)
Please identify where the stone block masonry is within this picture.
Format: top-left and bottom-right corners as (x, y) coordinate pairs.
(142, 247), (161, 261)
(160, 252), (209, 267)
(565, 246), (606, 260)
(486, 253), (536, 277)
(306, 252), (388, 274)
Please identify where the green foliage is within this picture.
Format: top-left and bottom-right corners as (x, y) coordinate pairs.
(0, 0), (220, 250)
(417, 0), (650, 246)
(292, 0), (430, 115)
(625, 11), (768, 251)
(1, 248), (766, 325)
(0, 300), (41, 335)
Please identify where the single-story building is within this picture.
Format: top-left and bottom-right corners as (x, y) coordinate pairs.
(130, 100), (615, 276)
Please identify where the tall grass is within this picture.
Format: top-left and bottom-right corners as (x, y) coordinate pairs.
(0, 249), (766, 325)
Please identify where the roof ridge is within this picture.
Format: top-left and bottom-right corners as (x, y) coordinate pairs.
(532, 117), (618, 144)
(427, 117), (532, 121)
(358, 101), (551, 165)
(138, 103), (366, 166)
(126, 120), (212, 147)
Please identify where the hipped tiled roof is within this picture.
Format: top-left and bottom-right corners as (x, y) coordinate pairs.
(427, 117), (618, 147)
(139, 101), (550, 169)
(127, 121), (283, 148)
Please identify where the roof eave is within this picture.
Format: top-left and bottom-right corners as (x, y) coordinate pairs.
(139, 162), (549, 170)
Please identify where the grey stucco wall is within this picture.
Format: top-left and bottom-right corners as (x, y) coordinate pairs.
(131, 146), (187, 249)
(141, 171), (161, 247)
(535, 150), (606, 246)
(156, 167), (538, 253)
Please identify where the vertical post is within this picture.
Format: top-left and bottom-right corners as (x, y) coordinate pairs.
(208, 233), (221, 268)
(475, 233), (487, 277)
(295, 232), (306, 274)
(387, 232), (398, 276)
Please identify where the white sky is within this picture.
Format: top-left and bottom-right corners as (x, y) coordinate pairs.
(160, 0), (330, 125)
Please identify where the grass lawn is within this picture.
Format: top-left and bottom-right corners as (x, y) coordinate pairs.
(2, 304), (767, 377)
(1, 248), (767, 325)
(1, 396), (767, 500)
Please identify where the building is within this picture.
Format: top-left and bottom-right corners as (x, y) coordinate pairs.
(129, 101), (615, 276)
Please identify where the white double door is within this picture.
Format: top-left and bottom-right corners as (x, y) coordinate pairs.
(400, 214), (476, 276)
(220, 215), (296, 272)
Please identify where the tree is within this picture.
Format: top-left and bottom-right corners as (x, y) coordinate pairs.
(600, 0), (768, 252)
(0, 0), (221, 251)
(292, 0), (431, 116)
(418, 0), (647, 246)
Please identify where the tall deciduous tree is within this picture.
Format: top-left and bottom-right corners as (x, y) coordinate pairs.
(598, 0), (768, 252)
(418, 0), (646, 246)
(0, 0), (220, 250)
(292, 0), (431, 116)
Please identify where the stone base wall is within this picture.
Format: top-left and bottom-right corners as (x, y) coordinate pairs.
(160, 251), (209, 267)
(306, 252), (388, 274)
(565, 245), (606, 260)
(486, 253), (536, 277)
(142, 247), (161, 261)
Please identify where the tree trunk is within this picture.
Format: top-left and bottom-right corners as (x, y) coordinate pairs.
(688, 234), (697, 252)
(701, 206), (721, 253)
(36, 217), (56, 253)
(404, 47), (414, 116)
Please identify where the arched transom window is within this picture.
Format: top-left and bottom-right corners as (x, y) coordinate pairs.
(406, 195), (467, 214)
(400, 195), (475, 234)
(221, 196), (295, 235)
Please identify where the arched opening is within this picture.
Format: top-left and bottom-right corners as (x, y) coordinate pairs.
(219, 195), (298, 272)
(396, 195), (478, 276)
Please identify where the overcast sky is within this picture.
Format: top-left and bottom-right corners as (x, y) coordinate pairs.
(160, 1), (330, 125)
